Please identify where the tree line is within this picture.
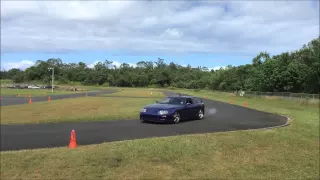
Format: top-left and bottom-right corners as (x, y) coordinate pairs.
(1, 37), (319, 93)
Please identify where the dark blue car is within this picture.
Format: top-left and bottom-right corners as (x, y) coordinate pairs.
(140, 95), (205, 124)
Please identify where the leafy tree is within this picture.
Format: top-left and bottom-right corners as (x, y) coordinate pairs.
(1, 37), (319, 93)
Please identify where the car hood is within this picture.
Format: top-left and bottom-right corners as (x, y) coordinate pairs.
(144, 103), (184, 110)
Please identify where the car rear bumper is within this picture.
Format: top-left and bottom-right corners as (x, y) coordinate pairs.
(140, 113), (174, 122)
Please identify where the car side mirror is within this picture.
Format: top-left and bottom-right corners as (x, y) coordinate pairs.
(186, 103), (191, 106)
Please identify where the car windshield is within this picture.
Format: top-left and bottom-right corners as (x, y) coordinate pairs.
(157, 97), (186, 105)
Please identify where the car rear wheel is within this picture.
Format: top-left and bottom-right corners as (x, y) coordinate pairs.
(173, 112), (180, 124)
(197, 109), (204, 120)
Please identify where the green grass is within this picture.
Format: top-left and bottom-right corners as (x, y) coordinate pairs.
(56, 85), (113, 91)
(0, 88), (319, 179)
(0, 88), (80, 97)
(101, 87), (165, 98)
(0, 96), (159, 124)
(0, 85), (115, 97)
(0, 79), (13, 85)
(0, 80), (44, 86)
(170, 88), (319, 108)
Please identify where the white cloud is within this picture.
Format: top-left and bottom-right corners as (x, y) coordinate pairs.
(111, 61), (137, 68)
(161, 28), (184, 38)
(87, 61), (100, 69)
(0, 59), (139, 71)
(1, 60), (35, 71)
(208, 66), (227, 71)
(88, 60), (136, 69)
(0, 1), (318, 55)
(111, 61), (121, 68)
(0, 60), (242, 72)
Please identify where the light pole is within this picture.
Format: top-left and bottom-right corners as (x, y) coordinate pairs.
(48, 67), (54, 93)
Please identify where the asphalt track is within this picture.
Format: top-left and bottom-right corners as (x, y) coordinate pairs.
(0, 90), (117, 106)
(0, 90), (289, 151)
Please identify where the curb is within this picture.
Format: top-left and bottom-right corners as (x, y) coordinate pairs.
(226, 115), (291, 133)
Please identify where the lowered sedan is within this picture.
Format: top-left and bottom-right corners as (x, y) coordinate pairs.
(140, 95), (205, 124)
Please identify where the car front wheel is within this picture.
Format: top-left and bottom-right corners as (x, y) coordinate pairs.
(173, 112), (180, 124)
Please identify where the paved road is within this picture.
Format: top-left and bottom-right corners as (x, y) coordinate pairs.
(0, 90), (117, 106)
(0, 91), (288, 151)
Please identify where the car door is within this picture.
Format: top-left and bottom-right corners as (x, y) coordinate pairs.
(185, 98), (198, 118)
(178, 98), (189, 120)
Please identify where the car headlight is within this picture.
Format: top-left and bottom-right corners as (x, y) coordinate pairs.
(140, 108), (147, 113)
(158, 110), (168, 115)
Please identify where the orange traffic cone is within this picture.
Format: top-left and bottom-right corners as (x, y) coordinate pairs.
(206, 96), (208, 99)
(29, 98), (32, 104)
(69, 129), (77, 149)
(48, 96), (51, 102)
(243, 101), (247, 107)
(230, 99), (233, 104)
(18, 93), (20, 97)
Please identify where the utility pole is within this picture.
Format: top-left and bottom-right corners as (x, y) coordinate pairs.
(48, 67), (54, 93)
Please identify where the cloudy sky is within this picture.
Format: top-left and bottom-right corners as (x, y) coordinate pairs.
(1, 0), (319, 71)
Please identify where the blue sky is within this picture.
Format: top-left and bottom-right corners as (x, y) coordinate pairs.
(1, 51), (252, 70)
(1, 1), (319, 71)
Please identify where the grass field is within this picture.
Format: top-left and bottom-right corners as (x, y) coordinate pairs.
(57, 85), (113, 91)
(0, 88), (319, 179)
(0, 79), (13, 85)
(0, 85), (114, 97)
(0, 88), (78, 97)
(101, 87), (165, 98)
(0, 96), (159, 124)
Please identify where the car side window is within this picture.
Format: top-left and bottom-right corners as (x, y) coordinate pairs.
(171, 98), (182, 105)
(186, 98), (193, 104)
